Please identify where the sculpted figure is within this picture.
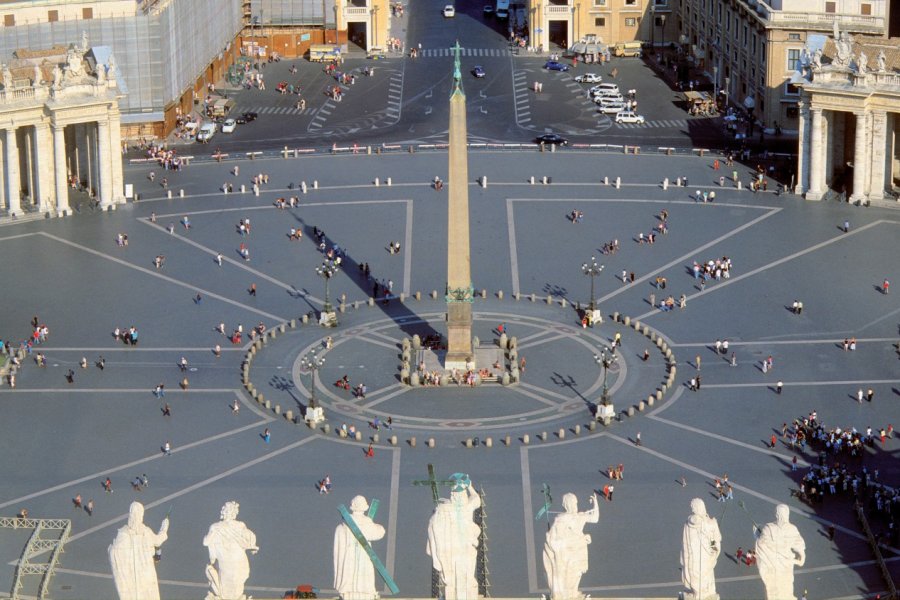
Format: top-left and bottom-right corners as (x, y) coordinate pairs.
(755, 504), (806, 600)
(812, 48), (823, 71)
(857, 51), (868, 73)
(426, 477), (482, 600)
(542, 493), (600, 600)
(877, 49), (886, 72)
(65, 45), (85, 77)
(108, 55), (118, 80)
(96, 62), (106, 83)
(681, 498), (721, 600)
(835, 31), (853, 68)
(52, 64), (62, 89)
(33, 65), (42, 86)
(203, 501), (258, 600)
(334, 495), (386, 599)
(2, 65), (12, 90)
(108, 502), (169, 600)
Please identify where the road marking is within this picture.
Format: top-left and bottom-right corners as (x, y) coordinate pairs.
(37, 232), (287, 322)
(520, 446), (539, 592)
(404, 199), (413, 296)
(700, 379), (900, 389)
(670, 337), (899, 347)
(506, 198), (521, 294)
(384, 447), (401, 590)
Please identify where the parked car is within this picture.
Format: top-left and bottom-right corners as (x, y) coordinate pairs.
(589, 83), (620, 96)
(615, 111), (646, 124)
(535, 133), (568, 146)
(598, 102), (627, 114)
(544, 60), (570, 72)
(574, 73), (602, 83)
(196, 123), (217, 143)
(443, 5), (456, 17)
(483, 4), (494, 15)
(472, 65), (486, 78)
(235, 111), (258, 124)
(221, 118), (237, 133)
(593, 94), (625, 105)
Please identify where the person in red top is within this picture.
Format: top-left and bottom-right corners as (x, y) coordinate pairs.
(883, 279), (890, 294)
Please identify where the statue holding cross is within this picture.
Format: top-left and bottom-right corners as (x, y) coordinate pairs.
(426, 473), (482, 600)
(334, 496), (397, 599)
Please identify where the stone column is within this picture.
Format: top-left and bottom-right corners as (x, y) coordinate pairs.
(96, 119), (113, 209)
(108, 109), (125, 204)
(0, 132), (6, 212)
(4, 127), (21, 216)
(850, 111), (868, 203)
(53, 123), (70, 215)
(868, 110), (888, 201)
(33, 123), (53, 213)
(796, 102), (810, 194)
(806, 108), (824, 200)
(24, 127), (34, 208)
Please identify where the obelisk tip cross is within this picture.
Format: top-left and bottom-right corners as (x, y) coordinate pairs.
(451, 40), (463, 96)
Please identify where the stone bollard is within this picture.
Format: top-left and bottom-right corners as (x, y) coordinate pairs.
(624, 316), (631, 326)
(546, 295), (553, 304)
(663, 177), (669, 190)
(615, 177), (621, 189)
(410, 436), (417, 447)
(375, 177), (380, 186)
(466, 438), (473, 448)
(415, 291), (421, 301)
(301, 181), (308, 194)
(410, 372), (420, 387)
(402, 338), (411, 350)
(502, 372), (510, 386)
(656, 390), (663, 401)
(338, 303), (346, 313)
(514, 292), (520, 301)
(542, 176), (548, 184)
(666, 348), (673, 359)
(387, 177), (392, 186)
(504, 435), (511, 446)
(285, 410), (293, 422)
(642, 325), (650, 336)
(530, 176), (535, 184)
(627, 406), (635, 417)
(481, 289), (487, 299)
(530, 293), (536, 302)
(314, 180), (319, 189)
(241, 184), (246, 193)
(574, 424), (581, 435)
(368, 297), (375, 306)
(354, 301), (359, 310)
(648, 396), (655, 407)
(274, 404), (281, 415)
(558, 428), (565, 439)
(632, 320), (641, 330)
(604, 176), (609, 185)
(400, 368), (410, 384)
(390, 435), (398, 446)
(560, 298), (567, 308)
(251, 389), (259, 399)
(264, 399), (271, 409)
(323, 423), (331, 434)
(355, 431), (362, 441)
(302, 314), (309, 324)
(656, 337), (664, 348)
(399, 293), (406, 303)
(523, 434), (530, 445)
(412, 334), (421, 349)
(496, 290), (504, 301)
(427, 438), (435, 448)
(737, 181), (743, 190)
(499, 333), (508, 349)
(485, 437), (493, 448)
(613, 311), (620, 322)
(431, 290), (438, 299)
(588, 420), (597, 431)
(639, 400), (646, 411)
(167, 190), (173, 199)
(481, 176), (488, 188)
(541, 431), (548, 442)
(290, 319), (297, 328)
(373, 433), (379, 443)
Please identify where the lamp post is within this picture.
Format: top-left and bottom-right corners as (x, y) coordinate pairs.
(594, 347), (617, 406)
(316, 258), (340, 326)
(300, 349), (326, 409)
(650, 6), (655, 49)
(658, 13), (666, 48)
(581, 256), (604, 313)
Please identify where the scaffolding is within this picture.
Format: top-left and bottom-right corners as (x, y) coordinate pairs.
(0, 517), (72, 600)
(475, 487), (491, 598)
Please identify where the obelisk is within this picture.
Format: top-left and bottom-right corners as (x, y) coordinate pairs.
(444, 41), (474, 371)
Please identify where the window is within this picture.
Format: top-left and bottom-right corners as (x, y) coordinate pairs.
(595, 16), (606, 25)
(48, 10), (59, 22)
(593, 0), (607, 7)
(625, 16), (638, 26)
(825, 1), (835, 11)
(742, 24), (748, 47)
(4, 14), (14, 26)
(760, 41), (766, 63)
(786, 105), (799, 119)
(725, 14), (730, 31)
(751, 34), (756, 54)
(82, 7), (93, 19)
(788, 33), (800, 41)
(625, 0), (636, 6)
(787, 48), (801, 71)
(861, 3), (871, 14)
(655, 0), (668, 5)
(784, 82), (800, 95)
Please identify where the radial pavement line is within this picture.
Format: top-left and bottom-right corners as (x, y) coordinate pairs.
(506, 198), (521, 294)
(516, 332), (570, 350)
(0, 231), (38, 242)
(354, 333), (401, 350)
(0, 419), (271, 510)
(0, 388), (240, 394)
(359, 385), (413, 409)
(701, 379), (900, 388)
(520, 445), (539, 592)
(507, 384), (568, 408)
(669, 336), (900, 347)
(33, 346), (246, 352)
(37, 232), (287, 322)
(403, 199), (413, 296)
(636, 218), (891, 320)
(384, 447), (401, 592)
(149, 198), (411, 220)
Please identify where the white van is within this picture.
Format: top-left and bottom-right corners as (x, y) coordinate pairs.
(196, 123), (216, 143)
(589, 83), (621, 96)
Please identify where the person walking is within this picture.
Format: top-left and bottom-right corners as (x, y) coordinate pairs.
(776, 381), (783, 394)
(866, 388), (874, 402)
(232, 398), (240, 414)
(883, 279), (890, 294)
(162, 403), (171, 417)
(635, 432), (642, 446)
(263, 428), (271, 444)
(365, 443), (375, 458)
(86, 499), (94, 516)
(163, 441), (172, 456)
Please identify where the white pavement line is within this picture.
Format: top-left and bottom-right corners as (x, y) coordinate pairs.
(0, 231), (37, 242)
(507, 384), (563, 408)
(637, 219), (890, 321)
(137, 219), (318, 303)
(384, 447), (401, 591)
(648, 413), (812, 468)
(518, 381), (578, 403)
(38, 232), (287, 322)
(856, 303), (900, 331)
(234, 390), (271, 419)
(0, 419), (272, 510)
(507, 198), (521, 294)
(354, 334), (399, 351)
(515, 330), (558, 345)
(0, 388), (240, 394)
(701, 379), (900, 388)
(670, 337), (899, 347)
(403, 199), (413, 296)
(604, 433), (869, 543)
(603, 207), (781, 309)
(33, 346), (245, 352)
(360, 385), (413, 409)
(520, 446), (539, 592)
(517, 332), (570, 350)
(150, 199), (410, 220)
(64, 435), (317, 546)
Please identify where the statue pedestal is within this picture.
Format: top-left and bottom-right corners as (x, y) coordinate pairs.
(306, 406), (325, 425)
(596, 403), (615, 425)
(319, 311), (337, 328)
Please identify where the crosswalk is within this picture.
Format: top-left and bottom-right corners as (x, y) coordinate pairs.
(418, 47), (513, 58)
(237, 105), (318, 116)
(614, 118), (688, 129)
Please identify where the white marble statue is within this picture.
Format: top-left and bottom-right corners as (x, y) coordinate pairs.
(542, 492), (600, 600)
(334, 495), (386, 600)
(754, 504), (806, 600)
(107, 55), (118, 81)
(2, 64), (12, 90)
(82, 30), (89, 52)
(108, 502), (169, 600)
(877, 49), (887, 72)
(96, 62), (106, 83)
(426, 477), (482, 600)
(65, 44), (85, 78)
(52, 64), (62, 89)
(681, 498), (721, 600)
(33, 64), (41, 86)
(203, 501), (258, 600)
(812, 48), (823, 71)
(834, 31), (853, 68)
(857, 51), (868, 73)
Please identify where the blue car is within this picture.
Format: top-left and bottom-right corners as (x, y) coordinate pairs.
(472, 65), (486, 78)
(544, 60), (570, 72)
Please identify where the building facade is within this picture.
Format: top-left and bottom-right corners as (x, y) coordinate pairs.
(676, 0), (888, 132)
(796, 34), (900, 201)
(0, 36), (125, 218)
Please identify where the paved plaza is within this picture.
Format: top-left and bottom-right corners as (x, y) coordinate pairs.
(1, 149), (898, 599)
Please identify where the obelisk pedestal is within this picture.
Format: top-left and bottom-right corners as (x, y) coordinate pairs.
(444, 42), (474, 371)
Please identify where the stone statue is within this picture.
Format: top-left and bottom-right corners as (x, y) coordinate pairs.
(426, 476), (482, 600)
(834, 31), (853, 68)
(108, 502), (169, 600)
(2, 64), (12, 90)
(96, 62), (106, 83)
(877, 49), (886, 72)
(681, 498), (722, 600)
(33, 65), (42, 86)
(542, 492), (600, 600)
(203, 501), (258, 600)
(52, 64), (62, 89)
(107, 55), (118, 81)
(65, 44), (85, 78)
(754, 504), (806, 600)
(334, 495), (386, 600)
(857, 51), (868, 73)
(82, 30), (89, 52)
(812, 48), (823, 71)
